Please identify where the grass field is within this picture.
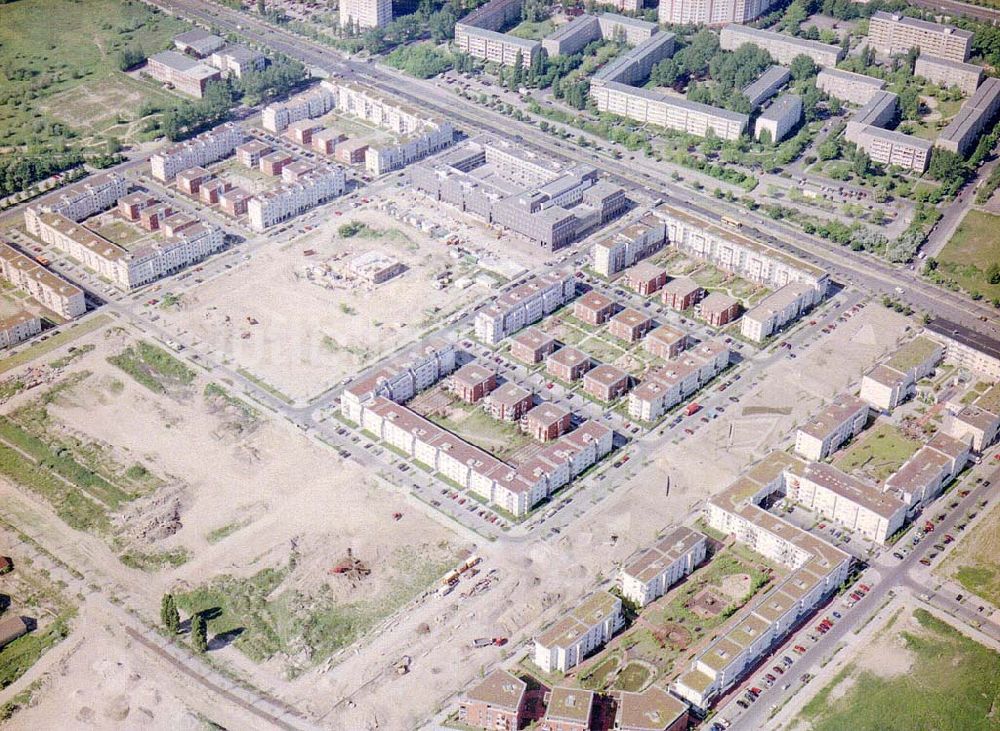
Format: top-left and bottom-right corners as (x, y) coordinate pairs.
(796, 608), (1000, 731)
(507, 18), (556, 40)
(0, 0), (188, 151)
(0, 314), (111, 376)
(936, 210), (1000, 302)
(428, 405), (533, 461)
(108, 341), (195, 395)
(939, 498), (1000, 607)
(833, 422), (921, 481)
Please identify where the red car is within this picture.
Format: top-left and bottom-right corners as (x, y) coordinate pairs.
(794, 645), (807, 654)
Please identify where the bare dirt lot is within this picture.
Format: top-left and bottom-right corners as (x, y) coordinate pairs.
(155, 206), (493, 403)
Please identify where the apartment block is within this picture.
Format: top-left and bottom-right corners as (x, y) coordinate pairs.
(621, 526), (707, 607)
(885, 432), (969, 510)
(699, 292), (741, 327)
(591, 31), (676, 87)
(860, 335), (943, 412)
(0, 311), (41, 349)
(547, 347), (592, 382)
(146, 51), (221, 98)
(261, 83), (335, 133)
(525, 403), (572, 442)
(534, 591), (623, 673)
(755, 94), (802, 143)
(486, 382), (534, 422)
(598, 13), (658, 45)
(675, 453), (852, 710)
(450, 363), (497, 403)
(474, 271), (576, 344)
(625, 261), (667, 295)
(458, 669), (526, 731)
(208, 45), (265, 78)
(29, 212), (223, 292)
(542, 14), (601, 57)
(658, 0), (781, 26)
(949, 404), (1000, 452)
(583, 364), (629, 402)
(339, 0), (393, 29)
(327, 81), (455, 175)
(285, 119), (323, 147)
(644, 324), (687, 360)
(868, 11), (972, 62)
(741, 281), (818, 342)
(150, 123), (243, 182)
(117, 192), (157, 221)
(540, 687), (595, 731)
(741, 65), (790, 110)
(510, 327), (557, 364)
(0, 244), (85, 319)
(720, 24), (844, 67)
(794, 394), (869, 461)
(786, 461), (906, 543)
(25, 173), (127, 227)
(915, 54), (982, 96)
(592, 213), (667, 277)
(628, 343), (730, 422)
(661, 277), (704, 311)
(454, 24), (541, 67)
(609, 308), (653, 343)
(816, 67), (887, 106)
(340, 338), (456, 423)
(616, 688), (689, 731)
(936, 77), (1000, 156)
(926, 318), (1000, 380)
(659, 204), (829, 296)
(591, 81), (748, 141)
(219, 188), (251, 217)
(247, 166), (346, 232)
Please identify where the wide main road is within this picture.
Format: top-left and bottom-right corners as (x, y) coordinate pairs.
(148, 0), (999, 338)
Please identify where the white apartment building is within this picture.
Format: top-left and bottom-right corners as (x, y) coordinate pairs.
(261, 84), (336, 133)
(454, 25), (541, 67)
(341, 339), (456, 422)
(658, 205), (829, 295)
(29, 212), (223, 291)
(885, 432), (969, 510)
(915, 54), (982, 96)
(785, 461), (906, 543)
(868, 11), (972, 63)
(658, 0), (781, 26)
(620, 527), (707, 607)
(816, 68), (886, 106)
(150, 123), (243, 182)
(859, 335), (943, 412)
(740, 281), (819, 342)
(247, 167), (346, 232)
(720, 24), (844, 67)
(936, 77), (1000, 156)
(926, 318), (1000, 381)
(325, 81), (454, 175)
(339, 0), (393, 29)
(24, 173), (127, 228)
(628, 341), (730, 422)
(591, 82), (748, 141)
(534, 591), (623, 673)
(208, 45), (265, 79)
(0, 311), (41, 349)
(592, 213), (666, 277)
(474, 272), (576, 344)
(949, 404), (1000, 453)
(0, 243), (86, 319)
(755, 94), (802, 143)
(794, 394), (869, 461)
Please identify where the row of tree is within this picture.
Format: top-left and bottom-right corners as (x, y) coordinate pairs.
(161, 593), (208, 653)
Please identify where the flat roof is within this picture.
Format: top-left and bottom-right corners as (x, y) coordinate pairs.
(956, 404), (1000, 431)
(545, 686), (595, 724)
(464, 669), (526, 711)
(661, 277), (702, 296)
(452, 362), (495, 386)
(742, 65), (791, 106)
(647, 323), (685, 344)
(817, 67), (886, 88)
(975, 383), (1000, 415)
(798, 393), (868, 441)
(789, 461), (905, 519)
(722, 23), (844, 57)
(526, 402), (570, 426)
(864, 363), (907, 389)
(489, 381), (532, 406)
(759, 94), (802, 122)
(616, 687), (687, 731)
(623, 526), (705, 583)
(611, 307), (652, 329)
(549, 346), (590, 367)
(585, 363), (628, 386)
(700, 291), (740, 313)
(513, 327), (555, 350)
(886, 445), (950, 494)
(886, 336), (942, 373)
(745, 281), (816, 323)
(872, 10), (973, 40)
(576, 290), (615, 312)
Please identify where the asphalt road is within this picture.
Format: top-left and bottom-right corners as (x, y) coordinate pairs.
(144, 0), (1000, 340)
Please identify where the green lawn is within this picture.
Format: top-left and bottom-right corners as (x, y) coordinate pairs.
(108, 341), (195, 395)
(797, 609), (1000, 731)
(939, 499), (1000, 607)
(428, 405), (533, 461)
(833, 423), (921, 481)
(0, 0), (188, 152)
(507, 18), (556, 40)
(936, 210), (1000, 301)
(0, 314), (111, 376)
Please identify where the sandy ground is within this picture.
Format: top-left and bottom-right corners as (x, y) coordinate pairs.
(155, 205), (492, 403)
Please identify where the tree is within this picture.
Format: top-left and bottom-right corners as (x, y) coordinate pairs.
(927, 148), (967, 185)
(257, 0), (266, 13)
(117, 45), (146, 72)
(758, 128), (772, 145)
(192, 614), (208, 653)
(789, 54), (816, 81)
(988, 262), (1000, 285)
(161, 594), (180, 633)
